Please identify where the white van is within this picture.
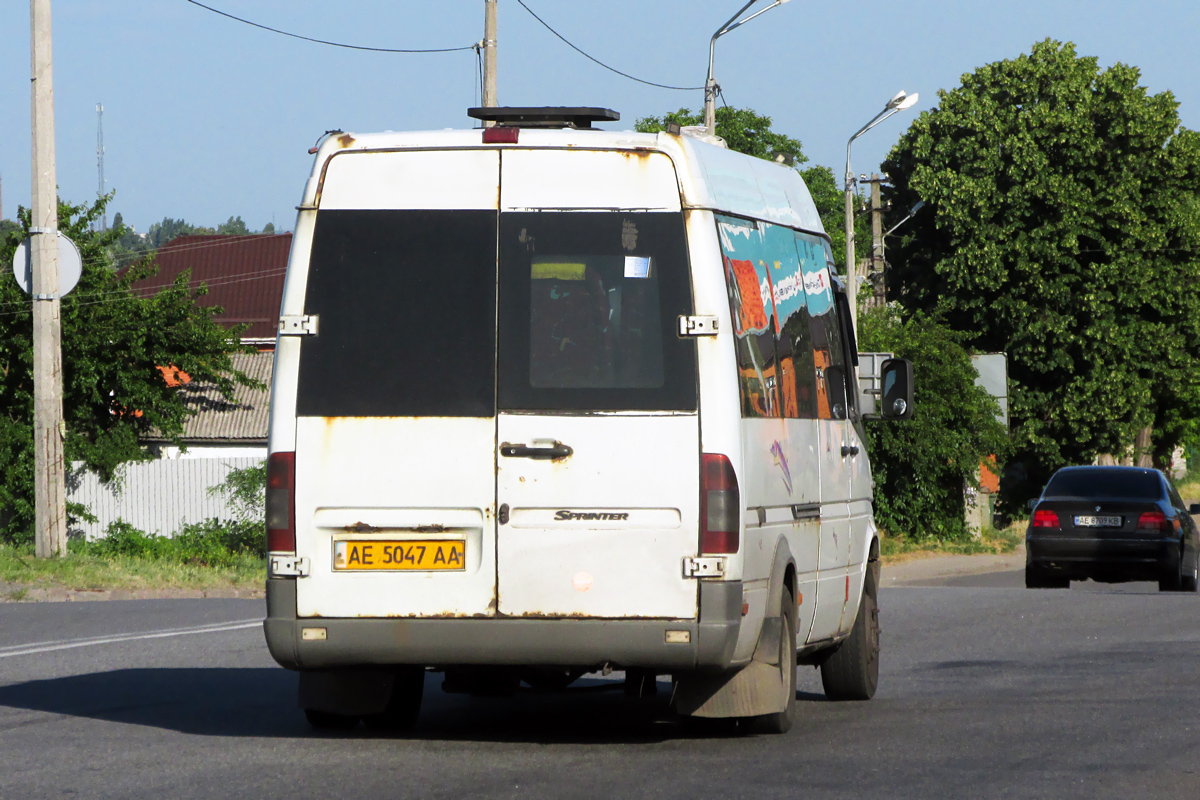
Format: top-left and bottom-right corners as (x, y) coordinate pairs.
(263, 107), (913, 733)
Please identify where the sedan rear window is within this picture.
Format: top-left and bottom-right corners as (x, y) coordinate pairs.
(1043, 469), (1163, 500)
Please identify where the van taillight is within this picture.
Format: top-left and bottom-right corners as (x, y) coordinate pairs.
(1136, 511), (1172, 533)
(700, 453), (739, 554)
(1032, 509), (1059, 528)
(266, 451), (296, 553)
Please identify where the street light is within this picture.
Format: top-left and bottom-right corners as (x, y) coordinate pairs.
(844, 90), (919, 331)
(875, 199), (925, 298)
(704, 0), (792, 135)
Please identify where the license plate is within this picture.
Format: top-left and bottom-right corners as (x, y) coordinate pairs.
(1073, 515), (1121, 528)
(333, 540), (466, 571)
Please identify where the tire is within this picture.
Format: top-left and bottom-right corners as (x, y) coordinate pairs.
(304, 708), (360, 730)
(757, 588), (797, 734)
(1182, 549), (1200, 593)
(363, 666), (425, 732)
(1026, 566), (1069, 589)
(821, 575), (880, 701)
(1159, 550), (1186, 592)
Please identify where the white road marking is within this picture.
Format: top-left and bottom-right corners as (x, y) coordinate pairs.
(0, 619), (262, 659)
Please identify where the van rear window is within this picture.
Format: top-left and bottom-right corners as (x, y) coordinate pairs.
(297, 210), (497, 417)
(497, 212), (696, 411)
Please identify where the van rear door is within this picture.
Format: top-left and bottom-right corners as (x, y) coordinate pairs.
(292, 150), (500, 619)
(493, 151), (700, 619)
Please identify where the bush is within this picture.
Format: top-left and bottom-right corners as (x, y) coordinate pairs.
(858, 306), (1011, 540)
(80, 517), (265, 568)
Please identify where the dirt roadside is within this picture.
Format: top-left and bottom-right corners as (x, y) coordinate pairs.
(882, 544), (1026, 587)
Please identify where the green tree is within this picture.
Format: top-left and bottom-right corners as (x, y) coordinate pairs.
(0, 196), (255, 544)
(636, 106), (806, 164)
(217, 215), (250, 236)
(882, 39), (1200, 501)
(858, 306), (1010, 538)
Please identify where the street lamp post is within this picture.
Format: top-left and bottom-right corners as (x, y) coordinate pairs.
(844, 90), (919, 332)
(704, 0), (791, 135)
(880, 199), (925, 272)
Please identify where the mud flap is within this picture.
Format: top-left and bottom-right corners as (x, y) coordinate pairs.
(673, 661), (785, 718)
(674, 615), (786, 718)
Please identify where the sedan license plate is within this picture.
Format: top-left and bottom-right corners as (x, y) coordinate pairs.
(1073, 515), (1121, 528)
(333, 540), (465, 571)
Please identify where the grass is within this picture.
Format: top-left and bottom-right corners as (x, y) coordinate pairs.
(880, 523), (1024, 565)
(0, 517), (267, 596)
(0, 543), (265, 594)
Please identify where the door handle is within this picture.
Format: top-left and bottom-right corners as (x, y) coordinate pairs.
(841, 444), (859, 458)
(500, 441), (574, 460)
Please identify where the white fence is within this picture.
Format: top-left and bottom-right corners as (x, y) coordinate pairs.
(67, 457), (264, 540)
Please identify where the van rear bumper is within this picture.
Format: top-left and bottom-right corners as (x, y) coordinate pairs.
(264, 578), (742, 672)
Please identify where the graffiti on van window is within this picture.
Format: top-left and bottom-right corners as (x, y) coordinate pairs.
(717, 216), (832, 420)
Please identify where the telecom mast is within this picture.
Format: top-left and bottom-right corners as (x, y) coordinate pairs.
(96, 102), (105, 230)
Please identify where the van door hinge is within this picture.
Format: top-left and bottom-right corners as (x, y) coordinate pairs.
(269, 555), (310, 577)
(677, 315), (719, 337)
(278, 314), (319, 336)
(683, 556), (726, 578)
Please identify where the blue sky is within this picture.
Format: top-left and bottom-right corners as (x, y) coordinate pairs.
(1, 0), (1197, 234)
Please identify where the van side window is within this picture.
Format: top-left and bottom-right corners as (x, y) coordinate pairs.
(796, 234), (848, 420)
(717, 216), (780, 418)
(768, 225), (818, 419)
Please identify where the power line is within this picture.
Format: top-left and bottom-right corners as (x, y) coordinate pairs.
(184, 0), (476, 53)
(514, 0), (704, 91)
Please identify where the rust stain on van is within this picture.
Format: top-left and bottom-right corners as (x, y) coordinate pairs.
(337, 133), (357, 148)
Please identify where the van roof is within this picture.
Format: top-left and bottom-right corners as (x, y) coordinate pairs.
(307, 127), (827, 237)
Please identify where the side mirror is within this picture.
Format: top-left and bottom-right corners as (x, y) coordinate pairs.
(1189, 503), (1200, 515)
(1027, 499), (1038, 511)
(879, 358), (914, 420)
(825, 364), (848, 420)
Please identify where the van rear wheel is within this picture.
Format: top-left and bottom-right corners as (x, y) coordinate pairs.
(820, 577), (880, 701)
(363, 666), (425, 732)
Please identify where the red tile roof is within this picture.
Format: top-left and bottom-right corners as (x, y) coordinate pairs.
(131, 234), (291, 340)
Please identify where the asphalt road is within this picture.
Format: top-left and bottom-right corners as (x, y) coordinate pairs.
(0, 573), (1197, 800)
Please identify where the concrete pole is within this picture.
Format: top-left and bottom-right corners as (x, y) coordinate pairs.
(31, 0), (67, 558)
(482, 0), (497, 124)
(869, 174), (884, 306)
(843, 165), (858, 334)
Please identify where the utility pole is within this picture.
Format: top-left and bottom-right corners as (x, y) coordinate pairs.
(96, 102), (105, 230)
(31, 0), (67, 558)
(482, 0), (497, 122)
(868, 173), (884, 307)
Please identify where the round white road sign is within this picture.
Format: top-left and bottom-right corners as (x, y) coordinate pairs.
(12, 232), (83, 298)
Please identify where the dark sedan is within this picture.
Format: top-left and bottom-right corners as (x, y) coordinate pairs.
(1026, 465), (1200, 591)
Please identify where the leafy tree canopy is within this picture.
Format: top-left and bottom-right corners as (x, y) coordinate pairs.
(0, 196), (255, 544)
(882, 39), (1200, 500)
(636, 106), (806, 165)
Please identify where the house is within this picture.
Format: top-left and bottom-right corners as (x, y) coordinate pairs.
(68, 234), (289, 538)
(133, 232), (291, 348)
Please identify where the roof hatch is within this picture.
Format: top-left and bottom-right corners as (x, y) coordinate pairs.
(467, 106), (620, 129)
